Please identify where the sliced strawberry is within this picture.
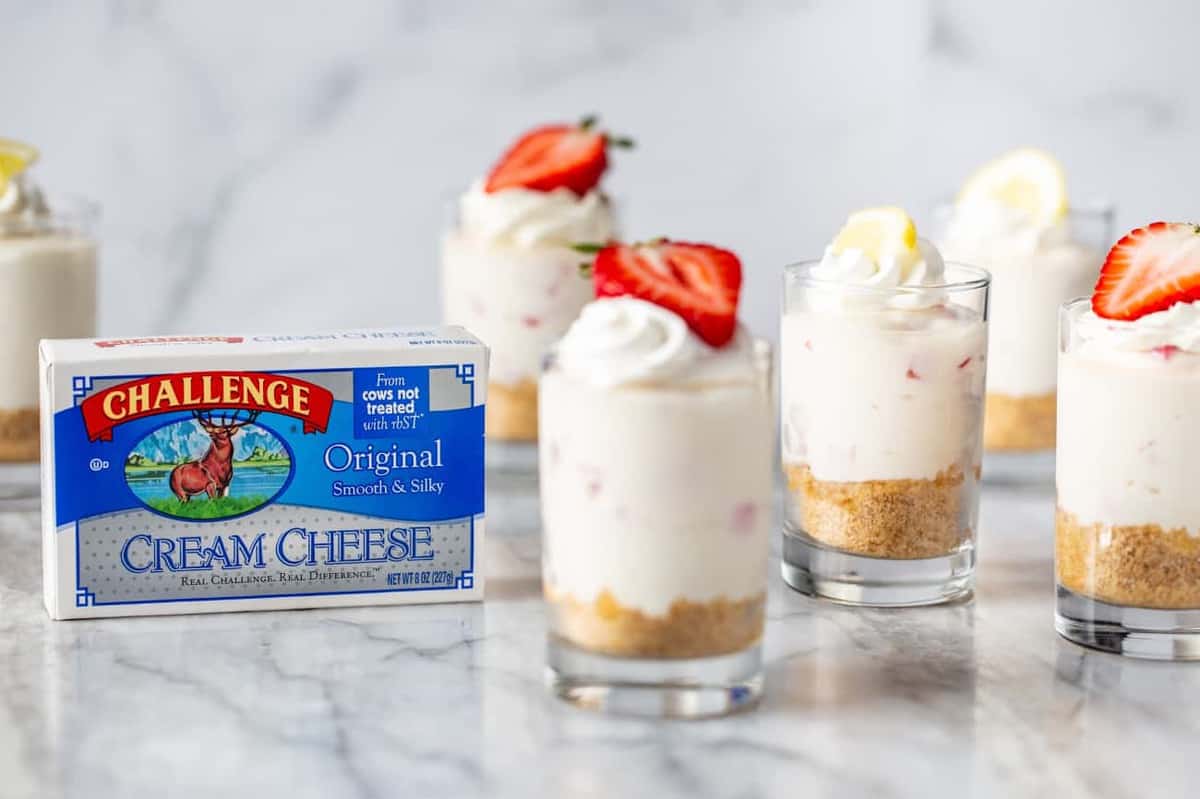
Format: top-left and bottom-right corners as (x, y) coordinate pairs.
(593, 240), (742, 347)
(485, 117), (631, 195)
(1093, 222), (1200, 320)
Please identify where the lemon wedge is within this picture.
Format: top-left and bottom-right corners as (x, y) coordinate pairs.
(830, 206), (919, 264)
(0, 138), (38, 177)
(0, 138), (39, 198)
(957, 148), (1067, 221)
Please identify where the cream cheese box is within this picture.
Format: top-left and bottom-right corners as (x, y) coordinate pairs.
(39, 327), (487, 619)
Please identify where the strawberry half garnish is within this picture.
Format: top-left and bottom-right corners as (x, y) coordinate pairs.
(1093, 222), (1200, 320)
(591, 239), (742, 347)
(484, 116), (632, 196)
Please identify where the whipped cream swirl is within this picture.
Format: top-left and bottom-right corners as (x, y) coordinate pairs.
(1077, 300), (1200, 354)
(459, 179), (612, 248)
(943, 196), (1072, 257)
(554, 297), (760, 388)
(808, 238), (946, 310)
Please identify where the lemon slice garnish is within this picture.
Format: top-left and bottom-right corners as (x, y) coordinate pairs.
(0, 138), (39, 198)
(831, 206), (919, 264)
(958, 148), (1067, 221)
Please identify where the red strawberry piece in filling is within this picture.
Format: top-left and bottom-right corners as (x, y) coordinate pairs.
(730, 502), (758, 537)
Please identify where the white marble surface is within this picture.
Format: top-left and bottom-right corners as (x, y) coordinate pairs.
(4, 0), (1200, 343)
(2, 468), (1198, 799)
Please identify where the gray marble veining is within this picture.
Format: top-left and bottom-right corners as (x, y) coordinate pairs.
(2, 471), (1197, 799)
(3, 1), (1199, 342)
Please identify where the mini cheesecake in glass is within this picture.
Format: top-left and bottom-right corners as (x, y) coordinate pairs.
(1056, 221), (1200, 660)
(781, 208), (990, 606)
(0, 139), (96, 498)
(441, 117), (629, 470)
(540, 239), (772, 718)
(937, 149), (1110, 480)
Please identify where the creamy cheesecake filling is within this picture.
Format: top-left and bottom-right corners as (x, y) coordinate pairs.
(942, 198), (1100, 403)
(540, 298), (772, 654)
(1058, 309), (1200, 533)
(1057, 301), (1200, 608)
(781, 304), (986, 484)
(440, 178), (616, 416)
(0, 173), (97, 461)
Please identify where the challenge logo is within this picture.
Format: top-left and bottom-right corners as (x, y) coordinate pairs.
(80, 371), (335, 522)
(80, 371), (333, 442)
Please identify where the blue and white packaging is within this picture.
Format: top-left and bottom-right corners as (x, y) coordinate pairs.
(39, 327), (487, 619)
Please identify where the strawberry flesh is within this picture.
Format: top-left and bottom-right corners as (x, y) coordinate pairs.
(1093, 221), (1200, 321)
(485, 124), (607, 196)
(593, 240), (742, 347)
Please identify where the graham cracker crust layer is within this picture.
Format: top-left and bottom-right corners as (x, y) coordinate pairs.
(0, 408), (39, 462)
(547, 587), (765, 659)
(786, 463), (966, 559)
(984, 391), (1056, 451)
(487, 379), (538, 442)
(1056, 508), (1200, 609)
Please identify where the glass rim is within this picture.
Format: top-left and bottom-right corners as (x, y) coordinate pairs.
(0, 193), (99, 236)
(783, 259), (991, 294)
(1059, 295), (1179, 333)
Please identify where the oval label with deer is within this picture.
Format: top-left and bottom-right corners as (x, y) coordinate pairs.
(123, 410), (294, 521)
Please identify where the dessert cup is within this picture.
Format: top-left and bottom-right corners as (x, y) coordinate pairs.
(441, 199), (613, 475)
(0, 195), (97, 501)
(936, 203), (1112, 483)
(440, 119), (626, 475)
(442, 230), (595, 473)
(1056, 297), (1200, 659)
(540, 340), (773, 718)
(780, 261), (990, 606)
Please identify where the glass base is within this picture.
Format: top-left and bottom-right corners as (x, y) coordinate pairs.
(545, 637), (763, 719)
(1056, 585), (1200, 660)
(0, 462), (40, 510)
(981, 449), (1054, 487)
(486, 438), (537, 475)
(781, 528), (974, 607)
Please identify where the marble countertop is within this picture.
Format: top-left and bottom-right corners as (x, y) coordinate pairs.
(2, 467), (1197, 799)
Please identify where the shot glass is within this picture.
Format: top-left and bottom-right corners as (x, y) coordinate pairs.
(0, 197), (97, 501)
(1056, 298), (1200, 659)
(780, 262), (990, 606)
(440, 203), (597, 475)
(539, 343), (774, 718)
(934, 203), (1112, 483)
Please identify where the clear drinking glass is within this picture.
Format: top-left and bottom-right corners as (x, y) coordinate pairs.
(0, 197), (98, 501)
(539, 342), (774, 718)
(933, 203), (1113, 484)
(779, 262), (990, 606)
(1055, 298), (1200, 659)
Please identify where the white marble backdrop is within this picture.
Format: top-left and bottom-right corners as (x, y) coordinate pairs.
(3, 0), (1198, 341)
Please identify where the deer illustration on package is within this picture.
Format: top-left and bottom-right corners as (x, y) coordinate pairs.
(38, 327), (489, 619)
(170, 409), (261, 502)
